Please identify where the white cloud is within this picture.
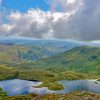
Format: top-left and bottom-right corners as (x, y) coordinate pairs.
(46, 0), (83, 13)
(0, 24), (13, 36)
(0, 0), (100, 40)
(67, 0), (76, 4)
(0, 0), (83, 39)
(0, 8), (76, 38)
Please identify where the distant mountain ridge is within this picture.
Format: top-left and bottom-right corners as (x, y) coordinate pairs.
(0, 37), (100, 47)
(0, 38), (82, 63)
(0, 37), (100, 63)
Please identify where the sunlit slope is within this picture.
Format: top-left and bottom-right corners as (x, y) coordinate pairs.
(0, 44), (70, 63)
(0, 65), (18, 80)
(30, 46), (100, 74)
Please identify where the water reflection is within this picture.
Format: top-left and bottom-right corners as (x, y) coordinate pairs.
(0, 79), (100, 96)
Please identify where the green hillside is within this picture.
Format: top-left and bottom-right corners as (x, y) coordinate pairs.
(0, 44), (66, 63)
(0, 46), (100, 91)
(0, 46), (100, 80)
(0, 65), (18, 80)
(26, 46), (100, 75)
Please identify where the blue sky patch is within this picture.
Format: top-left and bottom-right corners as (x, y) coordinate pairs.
(2, 0), (50, 12)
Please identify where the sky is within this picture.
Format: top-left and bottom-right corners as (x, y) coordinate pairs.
(0, 0), (100, 41)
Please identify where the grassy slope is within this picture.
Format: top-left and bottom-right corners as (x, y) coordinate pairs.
(0, 65), (87, 90)
(0, 46), (100, 99)
(1, 45), (100, 76)
(28, 46), (100, 75)
(0, 65), (18, 80)
(0, 44), (65, 64)
(0, 46), (100, 90)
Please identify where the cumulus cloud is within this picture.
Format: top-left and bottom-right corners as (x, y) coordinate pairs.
(70, 0), (100, 40)
(5, 9), (56, 38)
(0, 24), (13, 34)
(0, 8), (79, 39)
(46, 0), (83, 13)
(0, 0), (100, 41)
(0, 0), (83, 39)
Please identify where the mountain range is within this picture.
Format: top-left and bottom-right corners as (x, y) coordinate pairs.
(0, 38), (83, 63)
(0, 37), (100, 63)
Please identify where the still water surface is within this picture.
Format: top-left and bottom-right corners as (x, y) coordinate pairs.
(0, 79), (100, 96)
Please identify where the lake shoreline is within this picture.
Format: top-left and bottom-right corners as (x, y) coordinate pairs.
(0, 79), (100, 96)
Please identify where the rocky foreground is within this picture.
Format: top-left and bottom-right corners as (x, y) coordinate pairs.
(2, 92), (100, 100)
